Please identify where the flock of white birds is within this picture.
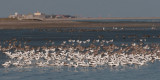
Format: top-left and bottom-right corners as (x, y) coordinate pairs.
(1, 39), (160, 69)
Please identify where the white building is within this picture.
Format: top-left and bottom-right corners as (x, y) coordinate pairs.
(34, 11), (42, 16)
(34, 11), (45, 19)
(9, 12), (19, 18)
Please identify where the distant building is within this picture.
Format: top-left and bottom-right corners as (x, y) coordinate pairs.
(24, 14), (34, 19)
(55, 15), (63, 19)
(9, 12), (22, 19)
(9, 11), (77, 20)
(15, 12), (18, 16)
(55, 15), (77, 19)
(34, 11), (42, 16)
(45, 14), (56, 18)
(34, 11), (45, 19)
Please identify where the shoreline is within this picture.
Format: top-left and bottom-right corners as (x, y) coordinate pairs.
(0, 18), (160, 29)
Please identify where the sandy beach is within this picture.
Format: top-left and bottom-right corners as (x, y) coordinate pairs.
(0, 18), (160, 29)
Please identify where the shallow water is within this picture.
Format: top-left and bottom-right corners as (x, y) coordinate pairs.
(0, 27), (160, 80)
(1, 61), (160, 80)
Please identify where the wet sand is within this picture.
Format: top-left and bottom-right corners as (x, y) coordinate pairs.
(0, 19), (160, 29)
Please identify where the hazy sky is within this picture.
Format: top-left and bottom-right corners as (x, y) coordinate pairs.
(0, 0), (160, 17)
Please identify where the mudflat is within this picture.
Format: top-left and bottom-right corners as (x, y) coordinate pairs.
(0, 18), (160, 29)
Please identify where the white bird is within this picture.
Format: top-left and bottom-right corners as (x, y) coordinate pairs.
(2, 61), (11, 68)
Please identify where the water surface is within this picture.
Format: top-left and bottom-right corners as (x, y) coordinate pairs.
(0, 27), (160, 80)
